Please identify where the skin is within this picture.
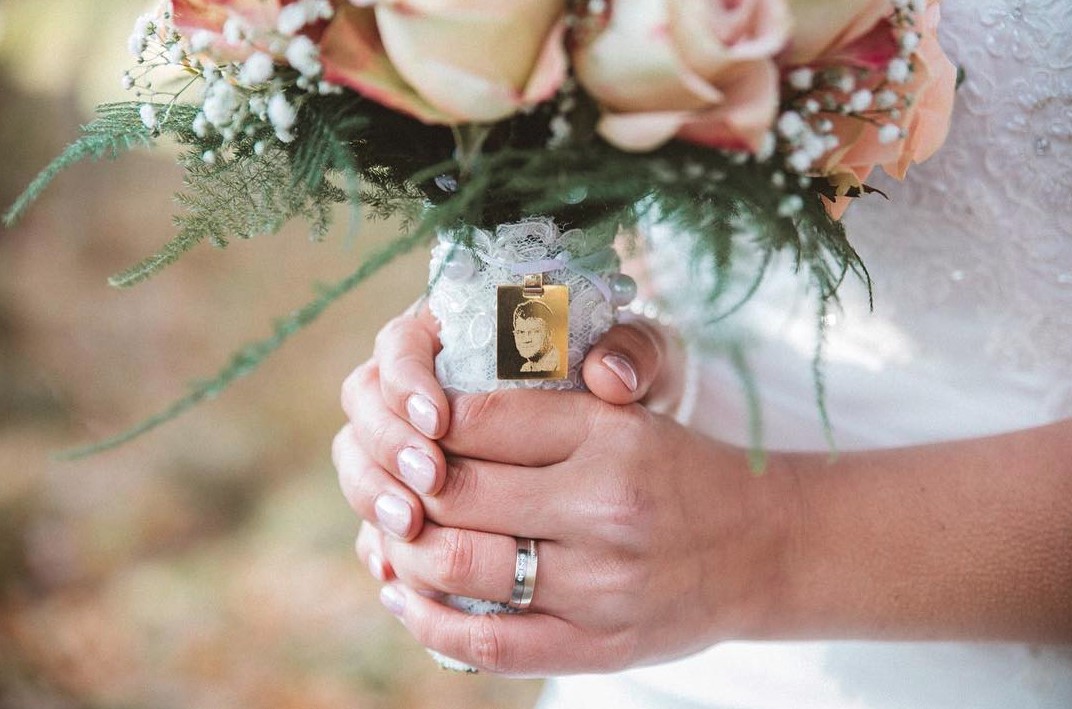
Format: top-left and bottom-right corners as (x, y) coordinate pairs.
(333, 304), (1072, 677)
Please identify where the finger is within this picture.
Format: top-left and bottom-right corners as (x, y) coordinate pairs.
(372, 305), (449, 439)
(378, 585), (625, 676)
(344, 366), (446, 496)
(581, 321), (666, 405)
(356, 521), (394, 582)
(378, 522), (515, 604)
(424, 457), (572, 539)
(334, 424), (425, 540)
(443, 389), (599, 465)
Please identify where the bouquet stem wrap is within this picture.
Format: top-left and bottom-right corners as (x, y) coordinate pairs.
(425, 217), (627, 671)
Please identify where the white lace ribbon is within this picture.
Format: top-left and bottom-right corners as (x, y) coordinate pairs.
(469, 244), (617, 303)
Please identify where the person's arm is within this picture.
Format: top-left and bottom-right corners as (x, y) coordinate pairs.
(334, 306), (1072, 675)
(762, 419), (1072, 643)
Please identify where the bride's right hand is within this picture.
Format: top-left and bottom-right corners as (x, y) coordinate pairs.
(332, 303), (674, 542)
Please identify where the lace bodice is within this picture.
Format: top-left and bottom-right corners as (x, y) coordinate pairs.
(839, 0), (1072, 421)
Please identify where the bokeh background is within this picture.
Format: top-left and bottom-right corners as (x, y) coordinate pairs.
(0, 2), (541, 707)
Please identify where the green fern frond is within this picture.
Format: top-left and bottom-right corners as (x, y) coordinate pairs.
(5, 103), (167, 227)
(59, 221), (433, 459)
(109, 140), (345, 288)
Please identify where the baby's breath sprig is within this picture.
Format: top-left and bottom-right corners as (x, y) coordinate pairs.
(125, 1), (339, 163)
(774, 0), (928, 180)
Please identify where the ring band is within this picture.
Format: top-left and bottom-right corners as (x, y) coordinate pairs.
(508, 538), (538, 611)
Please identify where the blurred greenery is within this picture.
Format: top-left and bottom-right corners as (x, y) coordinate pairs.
(0, 2), (541, 707)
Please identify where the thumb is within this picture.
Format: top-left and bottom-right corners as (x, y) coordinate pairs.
(581, 320), (667, 406)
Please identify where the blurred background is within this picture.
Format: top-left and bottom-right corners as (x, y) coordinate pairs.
(0, 2), (541, 707)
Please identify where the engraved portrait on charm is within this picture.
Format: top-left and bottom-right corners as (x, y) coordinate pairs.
(497, 280), (569, 381)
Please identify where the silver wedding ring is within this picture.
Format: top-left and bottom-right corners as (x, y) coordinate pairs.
(508, 537), (539, 611)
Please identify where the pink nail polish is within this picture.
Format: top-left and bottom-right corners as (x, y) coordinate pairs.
(368, 553), (387, 582)
(380, 585), (406, 617)
(374, 494), (412, 538)
(406, 394), (439, 437)
(397, 447), (436, 495)
(602, 353), (638, 392)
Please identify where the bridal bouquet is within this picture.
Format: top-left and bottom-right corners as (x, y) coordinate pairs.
(6, 0), (955, 456)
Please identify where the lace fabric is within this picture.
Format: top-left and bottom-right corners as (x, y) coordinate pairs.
(841, 0), (1072, 420)
(428, 218), (619, 394)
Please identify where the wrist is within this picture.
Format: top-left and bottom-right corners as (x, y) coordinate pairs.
(701, 446), (809, 643)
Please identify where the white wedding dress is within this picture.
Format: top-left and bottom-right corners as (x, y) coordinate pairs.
(538, 0), (1072, 706)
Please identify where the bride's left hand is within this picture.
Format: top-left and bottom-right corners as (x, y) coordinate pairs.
(336, 356), (799, 675)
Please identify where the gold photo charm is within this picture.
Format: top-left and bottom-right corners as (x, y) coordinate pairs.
(497, 274), (569, 381)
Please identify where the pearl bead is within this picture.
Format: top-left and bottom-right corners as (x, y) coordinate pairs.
(443, 250), (478, 281)
(434, 174), (459, 193)
(560, 185), (588, 204)
(608, 273), (637, 307)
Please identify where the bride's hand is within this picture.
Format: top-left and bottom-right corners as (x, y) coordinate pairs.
(334, 306), (797, 674)
(333, 303), (680, 542)
(354, 391), (793, 675)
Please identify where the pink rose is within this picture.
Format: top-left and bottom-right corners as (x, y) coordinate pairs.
(319, 0), (568, 124)
(573, 0), (791, 153)
(817, 1), (956, 218)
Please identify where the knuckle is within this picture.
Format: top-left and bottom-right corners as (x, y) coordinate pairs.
(595, 476), (654, 540)
(337, 463), (378, 519)
(381, 351), (427, 400)
(331, 425), (352, 471)
(367, 419), (397, 457)
(439, 458), (479, 510)
(613, 322), (655, 357)
(433, 527), (476, 588)
(467, 616), (508, 673)
(374, 316), (409, 352)
(449, 391), (497, 436)
(341, 362), (376, 412)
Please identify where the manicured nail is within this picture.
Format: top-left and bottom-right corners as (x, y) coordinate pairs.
(397, 447), (436, 495)
(380, 585), (406, 617)
(602, 353), (638, 392)
(374, 494), (412, 538)
(368, 553), (387, 582)
(406, 394), (439, 437)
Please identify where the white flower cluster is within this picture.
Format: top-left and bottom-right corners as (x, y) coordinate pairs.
(123, 2), (338, 162)
(774, 2), (926, 178)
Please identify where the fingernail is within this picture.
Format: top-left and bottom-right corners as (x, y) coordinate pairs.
(368, 553), (388, 582)
(406, 394), (439, 437)
(380, 585), (406, 617)
(397, 447), (436, 495)
(374, 494), (412, 538)
(602, 353), (638, 392)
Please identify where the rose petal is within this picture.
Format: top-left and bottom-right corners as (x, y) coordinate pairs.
(367, 0), (563, 121)
(676, 60), (780, 152)
(597, 111), (691, 152)
(521, 19), (569, 106)
(781, 0), (891, 65)
(669, 0), (790, 70)
(320, 5), (456, 123)
(403, 60), (525, 123)
(172, 0), (231, 33)
(574, 1), (723, 112)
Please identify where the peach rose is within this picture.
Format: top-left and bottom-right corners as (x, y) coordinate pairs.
(319, 0), (568, 124)
(573, 0), (791, 153)
(780, 0), (893, 66)
(173, 0), (283, 59)
(820, 0), (956, 218)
